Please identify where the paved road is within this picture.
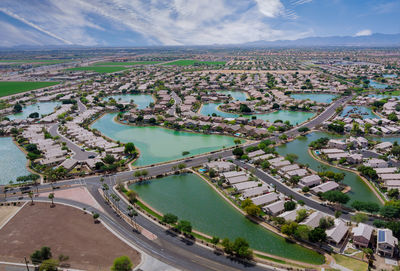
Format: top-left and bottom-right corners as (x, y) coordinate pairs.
(3, 181), (272, 271)
(0, 95), (352, 270)
(49, 123), (97, 160)
(168, 91), (182, 116)
(232, 159), (354, 222)
(77, 99), (87, 113)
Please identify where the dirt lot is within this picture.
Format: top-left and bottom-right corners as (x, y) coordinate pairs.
(0, 202), (140, 270)
(0, 204), (21, 228)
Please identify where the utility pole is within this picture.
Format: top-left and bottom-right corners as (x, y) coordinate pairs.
(24, 257), (30, 271)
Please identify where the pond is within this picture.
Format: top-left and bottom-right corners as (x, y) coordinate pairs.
(130, 173), (325, 264)
(340, 105), (379, 119)
(216, 90), (248, 101)
(7, 101), (61, 120)
(105, 94), (154, 109)
(0, 137), (31, 185)
(200, 103), (314, 126)
(369, 80), (389, 90)
(275, 131), (382, 205)
(383, 74), (398, 79)
(290, 93), (338, 103)
(91, 113), (236, 166)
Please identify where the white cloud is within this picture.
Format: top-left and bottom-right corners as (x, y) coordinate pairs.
(0, 8), (73, 44)
(355, 29), (372, 37)
(291, 0), (312, 6)
(254, 0), (284, 17)
(0, 0), (312, 46)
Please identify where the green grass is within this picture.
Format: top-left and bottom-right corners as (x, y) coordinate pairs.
(66, 66), (129, 73)
(94, 61), (162, 66)
(163, 60), (226, 66)
(0, 81), (60, 98)
(384, 90), (400, 95)
(332, 254), (368, 271)
(135, 199), (163, 220)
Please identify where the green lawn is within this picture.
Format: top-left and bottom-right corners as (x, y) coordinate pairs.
(163, 60), (226, 66)
(94, 61), (162, 66)
(384, 90), (400, 95)
(0, 81), (60, 98)
(333, 254), (368, 271)
(66, 66), (129, 73)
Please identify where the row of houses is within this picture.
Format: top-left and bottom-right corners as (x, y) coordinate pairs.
(22, 125), (68, 167)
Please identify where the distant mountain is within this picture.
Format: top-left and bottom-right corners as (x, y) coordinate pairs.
(240, 33), (400, 47)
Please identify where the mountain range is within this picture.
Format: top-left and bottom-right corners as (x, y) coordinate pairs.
(239, 33), (400, 47)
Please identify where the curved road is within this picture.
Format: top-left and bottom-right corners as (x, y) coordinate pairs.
(1, 95), (352, 270)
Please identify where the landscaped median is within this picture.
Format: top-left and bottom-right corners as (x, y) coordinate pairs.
(109, 171), (327, 269)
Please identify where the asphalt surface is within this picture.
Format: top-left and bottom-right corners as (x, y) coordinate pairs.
(0, 95), (352, 270)
(48, 123), (97, 160)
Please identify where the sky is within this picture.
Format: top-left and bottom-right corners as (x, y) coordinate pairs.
(0, 0), (399, 47)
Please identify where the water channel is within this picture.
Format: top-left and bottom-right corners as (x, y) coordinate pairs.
(130, 173), (325, 264)
(0, 137), (30, 185)
(91, 113), (236, 166)
(275, 131), (382, 205)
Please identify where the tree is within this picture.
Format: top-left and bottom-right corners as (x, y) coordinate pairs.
(298, 127), (310, 133)
(126, 190), (137, 204)
(239, 103), (251, 113)
(13, 103), (22, 113)
(176, 220), (192, 234)
(284, 201), (296, 211)
(244, 204), (261, 216)
(321, 190), (350, 205)
(380, 205), (400, 219)
(272, 103), (280, 109)
(211, 236), (220, 245)
(104, 154), (116, 164)
(295, 209), (308, 223)
(232, 237), (253, 259)
(177, 163), (186, 170)
(48, 193), (55, 206)
(92, 213), (100, 223)
(30, 246), (52, 265)
(309, 227), (327, 243)
(281, 221), (298, 236)
(29, 191), (34, 205)
(285, 153), (298, 163)
(124, 142), (135, 154)
(162, 213), (178, 225)
(388, 188), (399, 199)
(294, 224), (311, 241)
(232, 147), (244, 157)
(234, 139), (241, 145)
(351, 213), (368, 223)
(319, 217), (334, 229)
(221, 238), (233, 254)
(351, 201), (380, 213)
(29, 112), (39, 118)
(111, 256), (133, 271)
(182, 151), (190, 156)
(39, 259), (59, 271)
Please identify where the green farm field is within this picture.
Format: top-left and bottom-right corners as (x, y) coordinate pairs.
(0, 81), (60, 98)
(163, 60), (226, 66)
(94, 61), (162, 66)
(66, 66), (129, 73)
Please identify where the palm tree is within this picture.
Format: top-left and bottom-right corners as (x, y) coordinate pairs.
(48, 193), (55, 206)
(28, 191), (34, 205)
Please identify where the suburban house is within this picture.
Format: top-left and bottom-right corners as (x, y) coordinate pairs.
(351, 223), (373, 248)
(377, 229), (398, 258)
